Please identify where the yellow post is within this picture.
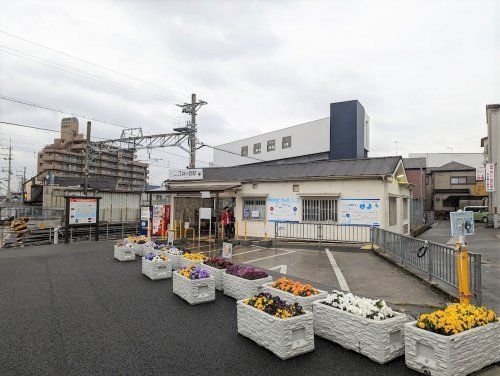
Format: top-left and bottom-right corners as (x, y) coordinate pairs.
(455, 242), (471, 305)
(244, 220), (247, 240)
(235, 220), (239, 240)
(264, 219), (268, 240)
(221, 222), (225, 240)
(185, 227), (195, 245)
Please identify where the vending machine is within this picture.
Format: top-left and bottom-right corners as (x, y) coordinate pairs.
(152, 204), (171, 236)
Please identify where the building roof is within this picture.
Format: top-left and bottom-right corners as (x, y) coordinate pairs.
(198, 156), (401, 182)
(431, 161), (475, 172)
(403, 157), (426, 169)
(53, 176), (118, 190)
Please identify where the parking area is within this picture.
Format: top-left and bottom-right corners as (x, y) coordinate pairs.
(0, 240), (418, 376)
(224, 244), (448, 316)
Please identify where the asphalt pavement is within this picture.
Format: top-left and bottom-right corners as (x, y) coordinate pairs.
(0, 240), (419, 376)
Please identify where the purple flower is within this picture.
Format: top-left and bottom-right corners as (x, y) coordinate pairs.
(226, 265), (268, 280)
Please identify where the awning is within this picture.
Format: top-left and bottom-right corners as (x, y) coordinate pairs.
(145, 182), (241, 194)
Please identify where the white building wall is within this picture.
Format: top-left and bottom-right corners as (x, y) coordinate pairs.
(408, 152), (484, 169)
(213, 118), (330, 167)
(233, 178), (411, 238)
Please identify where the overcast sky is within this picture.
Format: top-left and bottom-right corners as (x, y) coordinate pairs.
(0, 0), (499, 188)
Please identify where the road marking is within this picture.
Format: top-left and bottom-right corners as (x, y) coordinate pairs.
(232, 249), (268, 257)
(242, 251), (296, 264)
(326, 248), (350, 292)
(269, 264), (287, 274)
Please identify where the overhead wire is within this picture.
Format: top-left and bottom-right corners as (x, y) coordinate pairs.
(0, 29), (188, 98)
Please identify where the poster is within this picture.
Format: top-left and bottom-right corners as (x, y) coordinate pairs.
(476, 167), (485, 181)
(222, 242), (233, 259)
(268, 197), (300, 223)
(69, 198), (97, 225)
(450, 211), (475, 236)
(485, 163), (495, 192)
(339, 198), (380, 226)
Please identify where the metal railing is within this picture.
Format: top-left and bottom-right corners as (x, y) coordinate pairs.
(1, 222), (140, 248)
(274, 222), (371, 243)
(372, 227), (481, 305)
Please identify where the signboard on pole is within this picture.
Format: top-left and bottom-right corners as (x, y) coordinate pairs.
(222, 242), (233, 259)
(199, 207), (212, 220)
(450, 211), (475, 236)
(166, 168), (203, 181)
(339, 198), (381, 226)
(267, 197), (300, 223)
(476, 167), (485, 181)
(485, 163), (495, 192)
(69, 198), (97, 224)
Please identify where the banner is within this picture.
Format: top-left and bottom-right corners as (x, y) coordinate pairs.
(485, 163), (495, 192)
(476, 167), (485, 181)
(339, 199), (381, 226)
(268, 197), (300, 223)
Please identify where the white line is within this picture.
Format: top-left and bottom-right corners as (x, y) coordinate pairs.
(269, 264), (288, 274)
(243, 251), (296, 264)
(232, 249), (267, 257)
(326, 248), (350, 292)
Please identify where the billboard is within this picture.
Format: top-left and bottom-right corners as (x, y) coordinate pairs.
(268, 197), (300, 223)
(69, 198), (97, 225)
(339, 198), (381, 226)
(485, 163), (495, 192)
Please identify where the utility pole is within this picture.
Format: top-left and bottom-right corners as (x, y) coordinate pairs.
(176, 93), (207, 168)
(84, 121), (91, 196)
(3, 139), (13, 201)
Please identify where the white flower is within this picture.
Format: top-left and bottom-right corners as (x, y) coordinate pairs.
(324, 290), (396, 320)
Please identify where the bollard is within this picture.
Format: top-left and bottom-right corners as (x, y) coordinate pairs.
(456, 243), (471, 305)
(244, 220), (247, 240)
(264, 219), (268, 240)
(235, 220), (239, 240)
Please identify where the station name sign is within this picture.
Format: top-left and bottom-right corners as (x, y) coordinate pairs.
(167, 168), (203, 181)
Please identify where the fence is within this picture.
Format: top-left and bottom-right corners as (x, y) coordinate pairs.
(0, 206), (63, 220)
(372, 227), (481, 305)
(274, 222), (371, 243)
(0, 222), (139, 248)
(410, 199), (434, 227)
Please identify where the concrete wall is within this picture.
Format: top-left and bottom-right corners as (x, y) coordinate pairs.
(233, 177), (410, 238)
(213, 118), (330, 167)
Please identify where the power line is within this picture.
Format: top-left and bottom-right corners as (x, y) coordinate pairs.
(0, 120), (107, 140)
(0, 29), (188, 99)
(199, 142), (265, 162)
(0, 46), (180, 105)
(1, 95), (132, 129)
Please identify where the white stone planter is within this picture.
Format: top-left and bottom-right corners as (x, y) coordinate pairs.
(179, 257), (204, 269)
(262, 283), (328, 312)
(313, 300), (409, 364)
(404, 320), (500, 376)
(237, 300), (314, 359)
(141, 257), (172, 280)
(223, 273), (273, 300)
(131, 243), (146, 257)
(200, 263), (226, 290)
(162, 253), (182, 270)
(113, 245), (135, 262)
(172, 272), (215, 305)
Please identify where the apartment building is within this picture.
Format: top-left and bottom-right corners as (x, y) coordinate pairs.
(37, 117), (148, 190)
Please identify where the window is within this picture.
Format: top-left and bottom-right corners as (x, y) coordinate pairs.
(450, 176), (467, 185)
(425, 176), (429, 185)
(267, 139), (275, 152)
(242, 197), (266, 221)
(241, 146), (248, 157)
(403, 198), (409, 220)
(253, 143), (261, 154)
(302, 197), (337, 223)
(282, 136), (291, 149)
(293, 184), (299, 192)
(389, 197), (397, 226)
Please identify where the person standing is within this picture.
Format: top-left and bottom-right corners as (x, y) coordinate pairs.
(228, 208), (235, 237)
(221, 207), (230, 239)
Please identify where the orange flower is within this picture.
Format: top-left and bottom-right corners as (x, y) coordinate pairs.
(271, 277), (319, 297)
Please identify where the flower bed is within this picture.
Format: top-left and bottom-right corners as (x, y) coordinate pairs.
(160, 246), (184, 270)
(223, 265), (272, 300)
(262, 277), (328, 312)
(200, 258), (234, 291)
(237, 293), (314, 359)
(113, 242), (135, 262)
(141, 254), (172, 280)
(179, 253), (208, 269)
(405, 305), (499, 376)
(173, 266), (215, 305)
(313, 291), (409, 364)
(125, 236), (153, 256)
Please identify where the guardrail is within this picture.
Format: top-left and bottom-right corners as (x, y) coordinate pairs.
(274, 222), (371, 243)
(371, 227), (481, 305)
(1, 222), (140, 248)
